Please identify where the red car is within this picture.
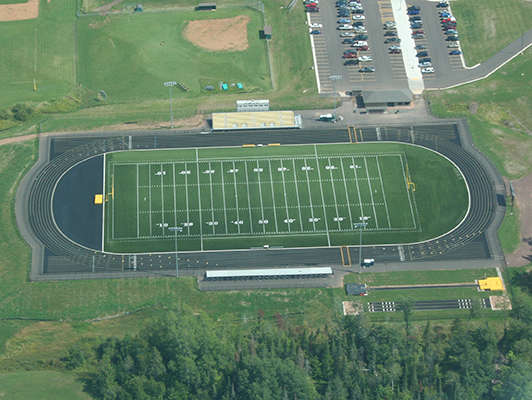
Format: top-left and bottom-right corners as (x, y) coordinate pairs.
(389, 49), (402, 54)
(306, 2), (318, 7)
(343, 53), (357, 58)
(442, 18), (456, 24)
(412, 30), (424, 35)
(357, 45), (370, 51)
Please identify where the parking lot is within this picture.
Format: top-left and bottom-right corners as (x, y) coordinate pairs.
(306, 0), (466, 94)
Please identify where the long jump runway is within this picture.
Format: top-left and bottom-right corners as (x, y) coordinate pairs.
(18, 123), (504, 282)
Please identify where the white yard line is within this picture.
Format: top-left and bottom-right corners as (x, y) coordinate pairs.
(399, 155), (417, 229)
(172, 162), (177, 231)
(376, 156), (392, 229)
(291, 159), (304, 232)
(280, 159), (291, 233)
(314, 145), (331, 246)
(256, 160), (266, 234)
(220, 160), (229, 235)
(208, 161), (215, 235)
(160, 163), (165, 236)
(136, 164), (140, 237)
(303, 159), (317, 231)
(244, 161), (253, 234)
(351, 156), (365, 221)
(268, 159), (280, 233)
(196, 149), (204, 250)
(184, 162), (191, 235)
(339, 157), (354, 228)
(101, 154), (107, 251)
(364, 157), (379, 229)
(148, 163), (152, 237)
(327, 157), (342, 231)
(232, 160), (241, 235)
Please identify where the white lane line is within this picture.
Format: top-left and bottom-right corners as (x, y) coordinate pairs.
(351, 156), (365, 221)
(209, 161), (215, 235)
(328, 156), (342, 230)
(304, 158), (317, 231)
(148, 163), (152, 237)
(196, 149), (203, 250)
(232, 160), (241, 235)
(220, 160), (229, 234)
(136, 163), (139, 238)
(256, 160), (266, 234)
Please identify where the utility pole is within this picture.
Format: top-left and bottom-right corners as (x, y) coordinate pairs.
(354, 222), (367, 274)
(329, 75), (342, 122)
(164, 81), (177, 129)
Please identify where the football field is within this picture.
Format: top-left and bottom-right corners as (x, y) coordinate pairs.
(104, 143), (467, 253)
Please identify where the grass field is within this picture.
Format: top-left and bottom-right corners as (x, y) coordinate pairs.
(104, 142), (469, 253)
(76, 8), (269, 103)
(0, 371), (92, 399)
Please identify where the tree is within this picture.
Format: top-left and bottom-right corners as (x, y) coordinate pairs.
(398, 298), (416, 337)
(10, 103), (34, 121)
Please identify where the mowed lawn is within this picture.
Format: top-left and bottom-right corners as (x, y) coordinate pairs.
(0, 0), (75, 109)
(104, 143), (469, 253)
(76, 8), (270, 103)
(0, 372), (92, 399)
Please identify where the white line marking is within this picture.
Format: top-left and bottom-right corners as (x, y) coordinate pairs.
(220, 160), (228, 234)
(376, 156), (392, 228)
(209, 161), (215, 235)
(339, 157), (354, 228)
(256, 160), (266, 234)
(232, 160), (241, 234)
(327, 157), (342, 230)
(364, 157), (379, 229)
(160, 162), (165, 236)
(148, 163), (153, 237)
(314, 145), (330, 246)
(196, 149), (203, 250)
(173, 162), (177, 232)
(399, 154), (417, 229)
(292, 159), (304, 232)
(303, 159), (317, 231)
(280, 159), (291, 233)
(351, 156), (365, 221)
(102, 153), (107, 251)
(268, 159), (279, 233)
(136, 164), (140, 238)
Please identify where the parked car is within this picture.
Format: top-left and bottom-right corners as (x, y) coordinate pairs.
(409, 16), (422, 21)
(416, 51), (429, 57)
(418, 61), (432, 67)
(443, 23), (457, 29)
(446, 35), (460, 41)
(352, 8), (365, 13)
(419, 57), (431, 63)
(407, 9), (420, 15)
(359, 55), (372, 62)
(341, 33), (356, 38)
(449, 50), (462, 55)
(338, 18), (351, 23)
(436, 2), (448, 7)
(385, 37), (401, 44)
(412, 30), (424, 35)
(352, 14), (365, 20)
(415, 44), (427, 49)
(354, 27), (367, 33)
(407, 5), (421, 10)
(355, 34), (368, 40)
(442, 17), (456, 23)
(448, 43), (460, 48)
(310, 30), (322, 34)
(353, 21), (365, 26)
(384, 31), (397, 36)
(359, 67), (375, 72)
(306, 7), (319, 12)
(338, 11), (350, 16)
(357, 45), (370, 51)
(338, 24), (353, 30)
(343, 53), (357, 58)
(440, 12), (451, 18)
(343, 38), (357, 43)
(410, 23), (423, 29)
(344, 59), (360, 65)
(390, 49), (402, 54)
(389, 45), (401, 50)
(352, 41), (368, 47)
(445, 29), (458, 35)
(305, 3), (318, 8)
(412, 33), (425, 39)
(421, 67), (435, 74)
(384, 21), (396, 28)
(310, 23), (323, 28)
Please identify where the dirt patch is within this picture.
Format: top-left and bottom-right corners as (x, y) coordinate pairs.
(342, 301), (363, 315)
(182, 15), (250, 52)
(93, 0), (123, 13)
(506, 171), (532, 267)
(0, 0), (39, 21)
(469, 102), (479, 114)
(489, 295), (512, 311)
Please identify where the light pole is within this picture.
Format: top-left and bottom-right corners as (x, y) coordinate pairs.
(354, 222), (367, 274)
(329, 75), (342, 122)
(164, 81), (177, 129)
(169, 226), (183, 277)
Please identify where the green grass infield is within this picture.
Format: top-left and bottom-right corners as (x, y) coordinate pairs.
(103, 142), (469, 253)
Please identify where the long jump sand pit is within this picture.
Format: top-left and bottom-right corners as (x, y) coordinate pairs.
(0, 0), (39, 21)
(182, 15), (250, 52)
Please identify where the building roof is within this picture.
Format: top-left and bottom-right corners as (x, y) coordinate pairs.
(361, 89), (412, 104)
(212, 111), (301, 130)
(345, 283), (367, 296)
(206, 267), (333, 279)
(264, 25), (273, 35)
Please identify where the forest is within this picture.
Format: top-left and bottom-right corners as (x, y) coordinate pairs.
(68, 285), (532, 400)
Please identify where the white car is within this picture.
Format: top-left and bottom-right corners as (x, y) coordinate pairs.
(389, 45), (401, 50)
(352, 41), (368, 47)
(418, 61), (432, 67)
(352, 14), (365, 20)
(354, 27), (367, 33)
(310, 23), (323, 28)
(359, 55), (372, 62)
(384, 21), (396, 28)
(448, 43), (460, 48)
(421, 67), (435, 74)
(340, 32), (355, 37)
(338, 24), (353, 30)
